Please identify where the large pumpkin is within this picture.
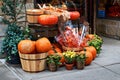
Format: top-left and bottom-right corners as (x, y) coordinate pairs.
(48, 47), (65, 65)
(38, 14), (58, 26)
(18, 40), (35, 54)
(80, 50), (93, 66)
(85, 46), (97, 60)
(36, 37), (52, 53)
(69, 11), (80, 20)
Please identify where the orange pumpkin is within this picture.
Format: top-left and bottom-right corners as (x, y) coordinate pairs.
(85, 46), (97, 60)
(36, 37), (52, 53)
(80, 50), (93, 66)
(48, 47), (65, 65)
(18, 40), (35, 54)
(48, 48), (62, 55)
(38, 15), (58, 26)
(69, 11), (80, 20)
(85, 34), (94, 40)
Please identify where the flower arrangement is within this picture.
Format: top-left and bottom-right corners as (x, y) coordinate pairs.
(76, 52), (86, 64)
(46, 54), (61, 65)
(75, 52), (86, 70)
(63, 51), (76, 64)
(47, 54), (62, 71)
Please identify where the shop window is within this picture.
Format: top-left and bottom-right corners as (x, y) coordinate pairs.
(97, 0), (120, 19)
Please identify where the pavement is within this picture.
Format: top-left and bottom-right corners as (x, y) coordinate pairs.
(0, 37), (120, 80)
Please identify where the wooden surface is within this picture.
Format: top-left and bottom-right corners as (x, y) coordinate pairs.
(19, 52), (47, 72)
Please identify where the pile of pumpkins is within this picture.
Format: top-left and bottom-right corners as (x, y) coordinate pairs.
(38, 11), (80, 26)
(18, 37), (52, 54)
(18, 34), (102, 67)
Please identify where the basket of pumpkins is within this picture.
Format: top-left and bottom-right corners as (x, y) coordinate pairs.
(18, 37), (52, 72)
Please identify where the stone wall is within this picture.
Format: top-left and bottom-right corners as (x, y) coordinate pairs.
(96, 19), (120, 39)
(0, 0), (34, 51)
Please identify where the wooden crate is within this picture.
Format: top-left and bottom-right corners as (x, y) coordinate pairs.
(28, 23), (59, 40)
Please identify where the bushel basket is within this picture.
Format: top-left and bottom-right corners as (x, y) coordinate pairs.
(19, 52), (47, 72)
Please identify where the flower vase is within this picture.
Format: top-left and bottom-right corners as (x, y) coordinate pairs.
(48, 63), (58, 72)
(76, 61), (85, 70)
(65, 63), (74, 70)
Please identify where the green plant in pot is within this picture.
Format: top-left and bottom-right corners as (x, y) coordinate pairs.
(0, 23), (31, 64)
(63, 51), (76, 70)
(88, 34), (103, 55)
(76, 52), (86, 70)
(0, 0), (32, 64)
(47, 54), (61, 72)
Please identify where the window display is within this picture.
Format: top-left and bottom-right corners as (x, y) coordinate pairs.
(97, 0), (120, 18)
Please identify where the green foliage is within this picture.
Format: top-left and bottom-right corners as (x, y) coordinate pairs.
(0, 23), (31, 60)
(0, 0), (30, 61)
(47, 54), (62, 65)
(76, 53), (86, 64)
(88, 34), (103, 54)
(1, 0), (25, 24)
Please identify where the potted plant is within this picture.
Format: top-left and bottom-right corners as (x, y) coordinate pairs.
(0, 0), (32, 64)
(76, 52), (86, 70)
(0, 23), (31, 64)
(63, 51), (76, 70)
(47, 54), (61, 72)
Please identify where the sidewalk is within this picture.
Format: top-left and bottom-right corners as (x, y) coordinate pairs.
(0, 37), (120, 80)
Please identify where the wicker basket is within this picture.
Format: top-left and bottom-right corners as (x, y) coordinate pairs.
(19, 52), (47, 72)
(62, 46), (83, 52)
(26, 9), (43, 23)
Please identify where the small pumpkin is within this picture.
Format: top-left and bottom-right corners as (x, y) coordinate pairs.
(36, 37), (52, 53)
(38, 14), (58, 26)
(85, 46), (97, 60)
(48, 47), (65, 65)
(18, 40), (35, 54)
(85, 34), (94, 40)
(69, 11), (80, 20)
(80, 50), (93, 66)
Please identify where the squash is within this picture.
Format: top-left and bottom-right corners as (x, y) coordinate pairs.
(18, 40), (35, 54)
(38, 14), (58, 26)
(36, 37), (52, 53)
(85, 46), (97, 60)
(69, 11), (80, 20)
(80, 50), (93, 66)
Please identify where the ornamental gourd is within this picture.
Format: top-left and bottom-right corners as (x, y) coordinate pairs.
(38, 15), (58, 26)
(36, 37), (52, 53)
(18, 40), (35, 54)
(80, 50), (93, 66)
(69, 11), (80, 20)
